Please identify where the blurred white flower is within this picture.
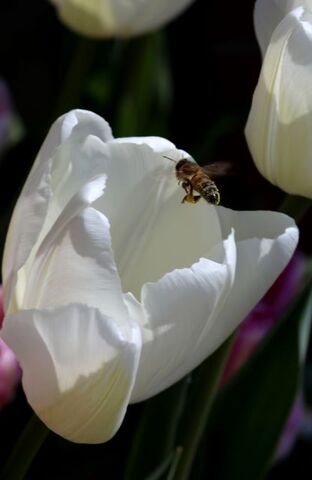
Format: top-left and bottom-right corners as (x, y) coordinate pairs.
(254, 0), (312, 56)
(1, 110), (298, 443)
(49, 0), (195, 38)
(246, 7), (312, 198)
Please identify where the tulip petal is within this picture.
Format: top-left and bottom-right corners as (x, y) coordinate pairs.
(1, 303), (141, 443)
(51, 0), (195, 38)
(92, 141), (224, 299)
(29, 135), (182, 304)
(246, 7), (312, 198)
(3, 110), (112, 312)
(40, 134), (180, 243)
(21, 177), (132, 337)
(254, 0), (312, 57)
(109, 0), (194, 35)
(130, 209), (298, 402)
(129, 227), (236, 402)
(112, 135), (177, 153)
(204, 208), (299, 349)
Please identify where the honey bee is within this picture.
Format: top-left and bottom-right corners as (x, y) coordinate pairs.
(164, 156), (229, 205)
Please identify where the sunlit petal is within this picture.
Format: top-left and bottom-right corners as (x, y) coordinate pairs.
(246, 7), (312, 198)
(1, 303), (141, 443)
(254, 0), (312, 56)
(130, 208), (297, 402)
(2, 110), (112, 311)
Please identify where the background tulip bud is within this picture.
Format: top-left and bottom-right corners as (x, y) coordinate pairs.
(49, 0), (195, 38)
(254, 0), (312, 57)
(245, 7), (312, 199)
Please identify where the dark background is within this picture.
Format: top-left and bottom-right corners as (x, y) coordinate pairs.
(0, 1), (311, 478)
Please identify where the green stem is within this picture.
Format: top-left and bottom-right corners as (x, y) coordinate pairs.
(124, 378), (189, 480)
(166, 447), (183, 480)
(1, 414), (49, 480)
(114, 32), (171, 137)
(279, 194), (312, 223)
(172, 335), (235, 480)
(52, 37), (98, 120)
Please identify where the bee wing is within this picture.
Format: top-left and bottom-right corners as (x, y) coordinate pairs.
(202, 161), (234, 178)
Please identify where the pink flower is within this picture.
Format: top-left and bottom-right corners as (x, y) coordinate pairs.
(0, 286), (21, 408)
(222, 252), (305, 461)
(222, 252), (304, 383)
(0, 286), (4, 329)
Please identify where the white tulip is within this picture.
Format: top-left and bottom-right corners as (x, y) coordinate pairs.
(49, 0), (195, 38)
(254, 0), (312, 56)
(1, 110), (298, 443)
(246, 7), (312, 198)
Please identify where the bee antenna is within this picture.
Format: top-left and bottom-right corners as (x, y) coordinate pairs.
(162, 155), (177, 164)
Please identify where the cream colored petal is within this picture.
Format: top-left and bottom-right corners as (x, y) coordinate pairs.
(129, 208), (298, 402)
(18, 177), (134, 341)
(51, 133), (198, 301)
(204, 208), (299, 349)
(254, 0), (312, 56)
(44, 135), (178, 239)
(107, 0), (194, 35)
(35, 112), (113, 237)
(1, 303), (141, 443)
(112, 135), (176, 153)
(246, 7), (312, 198)
(98, 146), (223, 297)
(50, 0), (194, 38)
(129, 229), (236, 402)
(2, 110), (112, 312)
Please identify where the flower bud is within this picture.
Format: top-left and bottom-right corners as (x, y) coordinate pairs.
(253, 0), (312, 57)
(245, 7), (312, 198)
(50, 0), (195, 38)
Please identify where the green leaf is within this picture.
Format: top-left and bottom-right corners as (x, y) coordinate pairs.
(166, 447), (183, 480)
(279, 195), (312, 223)
(114, 32), (172, 138)
(1, 414), (49, 480)
(124, 379), (188, 480)
(198, 281), (312, 480)
(172, 335), (235, 480)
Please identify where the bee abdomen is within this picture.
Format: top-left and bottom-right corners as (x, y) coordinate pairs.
(200, 182), (220, 205)
(201, 181), (217, 192)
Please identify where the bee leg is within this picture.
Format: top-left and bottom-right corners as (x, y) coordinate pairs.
(182, 180), (191, 193)
(181, 181), (191, 203)
(182, 194), (201, 204)
(181, 182), (200, 204)
(182, 195), (195, 203)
